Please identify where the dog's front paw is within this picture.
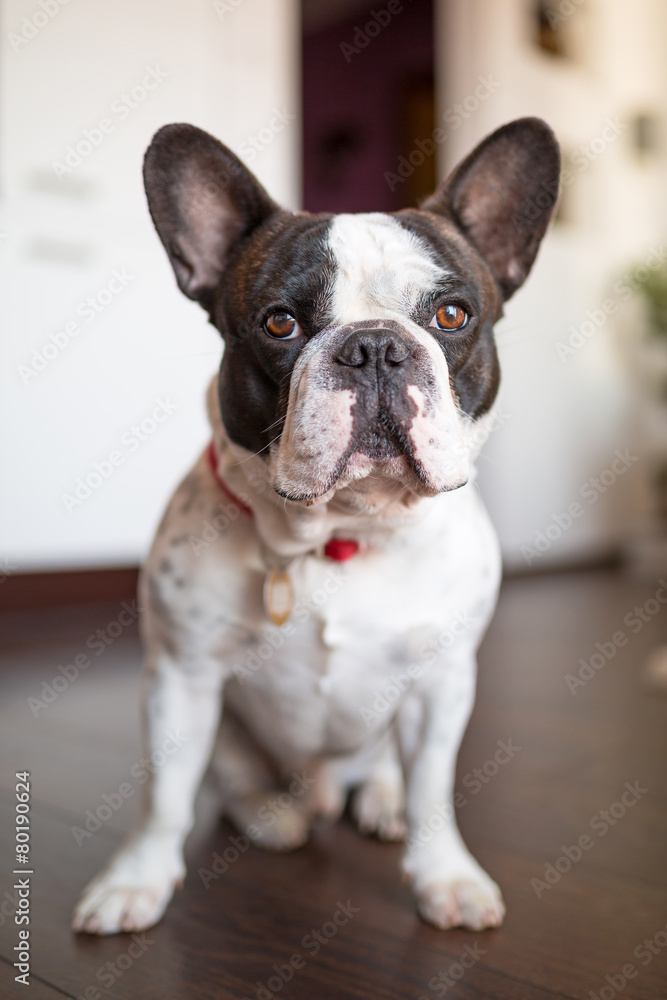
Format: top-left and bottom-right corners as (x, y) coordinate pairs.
(415, 875), (505, 931)
(72, 881), (175, 935)
(72, 837), (184, 935)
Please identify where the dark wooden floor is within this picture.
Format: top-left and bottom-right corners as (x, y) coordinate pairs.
(1, 569), (666, 999)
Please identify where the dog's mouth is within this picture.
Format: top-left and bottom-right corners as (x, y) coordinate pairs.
(353, 418), (404, 461)
(271, 416), (460, 505)
(269, 357), (472, 505)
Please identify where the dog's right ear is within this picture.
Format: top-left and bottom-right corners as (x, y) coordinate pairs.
(143, 123), (280, 312)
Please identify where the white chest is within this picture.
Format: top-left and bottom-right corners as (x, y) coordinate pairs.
(218, 483), (501, 762)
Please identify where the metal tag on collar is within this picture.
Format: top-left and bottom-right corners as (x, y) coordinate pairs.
(263, 566), (295, 627)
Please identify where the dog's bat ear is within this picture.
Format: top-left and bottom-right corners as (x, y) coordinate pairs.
(143, 123), (280, 311)
(421, 117), (561, 301)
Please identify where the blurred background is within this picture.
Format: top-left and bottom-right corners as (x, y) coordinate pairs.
(1, 0), (666, 585)
(2, 6), (667, 996)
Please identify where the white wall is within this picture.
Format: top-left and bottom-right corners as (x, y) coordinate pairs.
(1, 0), (300, 570)
(4, 0), (665, 575)
(436, 0), (667, 570)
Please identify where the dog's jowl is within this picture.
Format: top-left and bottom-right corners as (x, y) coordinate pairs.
(72, 118), (560, 934)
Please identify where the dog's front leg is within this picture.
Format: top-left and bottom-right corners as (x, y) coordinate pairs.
(72, 655), (224, 935)
(401, 648), (505, 931)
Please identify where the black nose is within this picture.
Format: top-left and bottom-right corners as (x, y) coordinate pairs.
(335, 329), (412, 370)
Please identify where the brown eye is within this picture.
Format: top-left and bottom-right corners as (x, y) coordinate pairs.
(264, 311), (299, 339)
(432, 304), (469, 332)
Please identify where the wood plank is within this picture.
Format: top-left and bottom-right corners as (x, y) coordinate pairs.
(0, 569), (665, 998)
(0, 799), (574, 1000)
(0, 568), (138, 613)
(0, 959), (72, 1000)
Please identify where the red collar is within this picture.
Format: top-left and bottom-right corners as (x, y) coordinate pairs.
(206, 441), (253, 516)
(205, 440), (359, 562)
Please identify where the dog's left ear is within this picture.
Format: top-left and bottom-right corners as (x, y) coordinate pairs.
(422, 117), (561, 300)
(143, 123), (280, 312)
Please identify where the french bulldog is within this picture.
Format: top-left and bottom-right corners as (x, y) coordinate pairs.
(73, 117), (560, 935)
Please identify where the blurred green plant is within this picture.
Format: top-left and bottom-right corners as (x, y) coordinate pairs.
(633, 264), (667, 340)
(631, 259), (667, 516)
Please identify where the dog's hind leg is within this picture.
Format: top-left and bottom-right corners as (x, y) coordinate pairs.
(212, 711), (312, 851)
(351, 730), (407, 842)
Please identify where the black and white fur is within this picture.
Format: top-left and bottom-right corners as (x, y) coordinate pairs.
(72, 118), (560, 934)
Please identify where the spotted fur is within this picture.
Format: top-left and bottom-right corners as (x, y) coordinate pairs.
(73, 118), (560, 936)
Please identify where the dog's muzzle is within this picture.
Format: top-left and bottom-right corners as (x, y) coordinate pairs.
(270, 318), (464, 501)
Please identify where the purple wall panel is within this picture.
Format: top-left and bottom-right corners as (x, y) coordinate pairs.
(302, 0), (434, 213)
